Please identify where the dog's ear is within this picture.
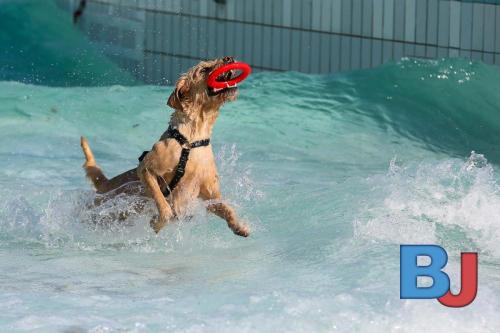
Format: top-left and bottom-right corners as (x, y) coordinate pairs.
(167, 77), (188, 111)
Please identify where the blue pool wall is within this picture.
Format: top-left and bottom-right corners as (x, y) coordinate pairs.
(58, 0), (500, 84)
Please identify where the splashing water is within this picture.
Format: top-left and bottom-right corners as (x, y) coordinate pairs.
(1, 57), (500, 332)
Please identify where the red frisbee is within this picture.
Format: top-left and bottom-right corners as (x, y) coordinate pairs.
(207, 62), (252, 90)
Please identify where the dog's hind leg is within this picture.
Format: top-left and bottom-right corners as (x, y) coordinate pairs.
(81, 136), (110, 193)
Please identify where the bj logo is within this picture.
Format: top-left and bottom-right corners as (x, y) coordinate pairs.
(400, 245), (478, 308)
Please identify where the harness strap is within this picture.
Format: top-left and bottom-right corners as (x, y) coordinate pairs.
(138, 126), (210, 197)
(162, 147), (190, 196)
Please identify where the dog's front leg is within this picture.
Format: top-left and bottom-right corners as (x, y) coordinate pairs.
(207, 202), (250, 237)
(139, 166), (174, 233)
(201, 181), (250, 237)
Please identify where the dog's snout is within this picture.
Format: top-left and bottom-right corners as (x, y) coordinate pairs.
(223, 56), (234, 64)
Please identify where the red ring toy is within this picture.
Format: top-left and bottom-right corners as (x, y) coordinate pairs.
(207, 62), (252, 90)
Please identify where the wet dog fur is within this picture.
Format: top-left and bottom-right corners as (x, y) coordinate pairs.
(80, 57), (250, 237)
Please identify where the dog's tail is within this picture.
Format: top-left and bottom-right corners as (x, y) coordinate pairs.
(80, 136), (108, 192)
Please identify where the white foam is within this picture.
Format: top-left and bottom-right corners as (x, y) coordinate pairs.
(354, 152), (500, 257)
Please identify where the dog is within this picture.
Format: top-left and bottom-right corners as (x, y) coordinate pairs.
(80, 57), (250, 237)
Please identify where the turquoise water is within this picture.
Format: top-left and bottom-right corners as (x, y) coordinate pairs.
(2, 1), (500, 333)
(0, 0), (135, 86)
(2, 59), (500, 332)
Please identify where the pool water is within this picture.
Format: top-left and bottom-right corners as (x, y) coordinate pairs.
(1, 58), (500, 332)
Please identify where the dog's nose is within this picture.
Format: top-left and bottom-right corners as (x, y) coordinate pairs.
(223, 56), (234, 64)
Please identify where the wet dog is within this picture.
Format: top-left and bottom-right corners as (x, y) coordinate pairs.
(80, 57), (250, 237)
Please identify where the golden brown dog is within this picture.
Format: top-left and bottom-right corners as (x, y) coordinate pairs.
(80, 57), (250, 237)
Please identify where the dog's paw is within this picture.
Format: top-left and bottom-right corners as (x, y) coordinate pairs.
(149, 212), (172, 234)
(150, 217), (165, 234)
(232, 223), (250, 237)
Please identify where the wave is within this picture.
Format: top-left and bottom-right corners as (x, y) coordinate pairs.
(242, 57), (500, 165)
(354, 152), (500, 258)
(2, 44), (500, 330)
(0, 0), (135, 86)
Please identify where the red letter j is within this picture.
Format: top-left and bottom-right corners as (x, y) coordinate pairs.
(438, 252), (478, 308)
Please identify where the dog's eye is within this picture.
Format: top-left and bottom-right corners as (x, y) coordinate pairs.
(200, 67), (210, 74)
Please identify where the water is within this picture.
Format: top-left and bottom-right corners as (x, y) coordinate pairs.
(0, 0), (135, 86)
(2, 2), (500, 333)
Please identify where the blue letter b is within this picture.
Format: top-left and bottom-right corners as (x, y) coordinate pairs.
(400, 245), (450, 299)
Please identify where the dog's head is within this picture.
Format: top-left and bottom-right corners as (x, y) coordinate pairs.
(167, 57), (239, 114)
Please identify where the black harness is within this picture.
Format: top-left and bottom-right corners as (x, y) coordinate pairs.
(138, 126), (210, 197)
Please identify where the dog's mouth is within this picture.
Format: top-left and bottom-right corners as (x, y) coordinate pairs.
(207, 69), (239, 98)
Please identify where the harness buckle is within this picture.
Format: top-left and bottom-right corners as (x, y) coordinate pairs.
(140, 126), (211, 198)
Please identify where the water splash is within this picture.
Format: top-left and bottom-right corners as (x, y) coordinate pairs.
(2, 57), (500, 331)
(354, 152), (500, 257)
